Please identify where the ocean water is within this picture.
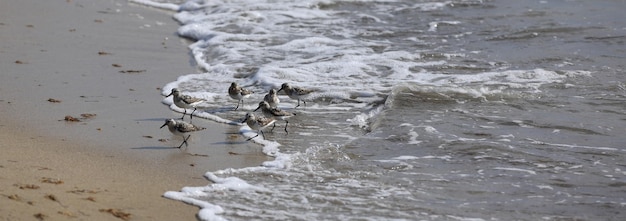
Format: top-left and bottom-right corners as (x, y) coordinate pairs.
(135, 0), (625, 220)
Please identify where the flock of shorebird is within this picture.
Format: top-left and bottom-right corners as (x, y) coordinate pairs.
(160, 82), (316, 148)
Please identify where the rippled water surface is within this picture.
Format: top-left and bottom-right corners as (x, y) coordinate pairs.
(138, 0), (626, 220)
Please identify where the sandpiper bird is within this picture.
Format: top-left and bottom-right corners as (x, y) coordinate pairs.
(242, 112), (276, 141)
(263, 88), (280, 109)
(166, 88), (206, 121)
(254, 101), (296, 134)
(277, 83), (315, 108)
(160, 119), (206, 148)
(228, 82), (254, 110)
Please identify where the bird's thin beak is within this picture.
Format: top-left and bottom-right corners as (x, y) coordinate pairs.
(276, 88), (283, 92)
(166, 92), (173, 97)
(253, 106), (260, 112)
(160, 123), (167, 129)
(241, 117), (248, 123)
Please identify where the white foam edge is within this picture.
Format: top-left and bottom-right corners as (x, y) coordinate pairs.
(163, 150), (296, 220)
(163, 169), (274, 221)
(375, 155), (453, 163)
(133, 0), (209, 12)
(163, 190), (227, 221)
(161, 74), (240, 125)
(493, 167), (537, 175)
(129, 0), (180, 11)
(238, 125), (282, 158)
(527, 138), (622, 152)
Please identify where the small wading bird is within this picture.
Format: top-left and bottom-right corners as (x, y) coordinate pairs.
(160, 119), (206, 148)
(228, 82), (254, 110)
(254, 101), (296, 134)
(166, 88), (206, 121)
(263, 88), (280, 109)
(242, 112), (276, 141)
(277, 83), (315, 108)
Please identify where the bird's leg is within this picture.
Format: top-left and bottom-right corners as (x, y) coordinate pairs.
(247, 133), (259, 141)
(284, 121), (289, 134)
(181, 109), (187, 120)
(190, 108), (197, 121)
(235, 100), (241, 111)
(270, 122), (276, 132)
(178, 135), (190, 148)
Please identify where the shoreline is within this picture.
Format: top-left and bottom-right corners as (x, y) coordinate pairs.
(0, 0), (267, 220)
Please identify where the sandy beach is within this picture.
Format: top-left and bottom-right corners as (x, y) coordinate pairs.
(0, 0), (268, 220)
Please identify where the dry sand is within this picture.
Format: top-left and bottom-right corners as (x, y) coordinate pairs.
(0, 0), (269, 220)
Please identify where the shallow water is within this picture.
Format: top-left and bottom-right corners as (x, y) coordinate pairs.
(137, 0), (625, 220)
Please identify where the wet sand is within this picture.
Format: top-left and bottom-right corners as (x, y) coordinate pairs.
(0, 0), (268, 220)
